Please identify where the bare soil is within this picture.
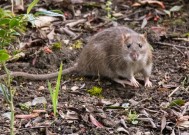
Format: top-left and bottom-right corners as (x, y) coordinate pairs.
(0, 0), (189, 135)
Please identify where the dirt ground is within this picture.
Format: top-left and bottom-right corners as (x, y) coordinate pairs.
(0, 0), (189, 135)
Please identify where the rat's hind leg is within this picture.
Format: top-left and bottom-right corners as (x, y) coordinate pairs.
(113, 78), (140, 87)
(113, 78), (131, 87)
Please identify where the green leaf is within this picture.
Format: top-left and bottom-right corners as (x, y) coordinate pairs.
(0, 30), (6, 37)
(27, 0), (39, 14)
(11, 31), (21, 36)
(47, 63), (63, 117)
(0, 83), (10, 102)
(9, 19), (19, 28)
(19, 103), (31, 111)
(183, 32), (189, 37)
(25, 14), (36, 27)
(128, 110), (138, 124)
(55, 62), (62, 100)
(0, 50), (9, 62)
(72, 40), (83, 49)
(170, 5), (183, 12)
(169, 99), (185, 107)
(52, 42), (62, 50)
(0, 18), (10, 25)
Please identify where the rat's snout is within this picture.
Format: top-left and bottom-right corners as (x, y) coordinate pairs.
(130, 52), (139, 61)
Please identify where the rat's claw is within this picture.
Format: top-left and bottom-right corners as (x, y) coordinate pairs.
(121, 83), (126, 88)
(130, 77), (140, 87)
(144, 80), (152, 87)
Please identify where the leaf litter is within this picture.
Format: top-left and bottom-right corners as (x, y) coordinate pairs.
(0, 0), (189, 134)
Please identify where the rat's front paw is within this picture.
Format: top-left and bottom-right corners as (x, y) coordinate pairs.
(144, 79), (152, 87)
(130, 77), (140, 87)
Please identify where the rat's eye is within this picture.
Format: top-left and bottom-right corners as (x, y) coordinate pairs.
(127, 44), (131, 48)
(138, 43), (142, 48)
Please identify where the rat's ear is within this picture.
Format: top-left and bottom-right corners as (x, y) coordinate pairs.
(140, 32), (147, 38)
(121, 33), (130, 42)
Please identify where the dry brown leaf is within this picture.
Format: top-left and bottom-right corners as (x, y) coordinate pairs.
(47, 28), (55, 41)
(64, 110), (79, 120)
(43, 46), (53, 53)
(32, 110), (46, 113)
(33, 16), (59, 28)
(89, 114), (104, 128)
(177, 120), (189, 128)
(132, 0), (165, 9)
(161, 115), (166, 133)
(151, 26), (167, 37)
(15, 113), (39, 119)
(178, 115), (189, 121)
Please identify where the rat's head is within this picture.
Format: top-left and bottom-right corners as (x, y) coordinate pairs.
(121, 33), (149, 62)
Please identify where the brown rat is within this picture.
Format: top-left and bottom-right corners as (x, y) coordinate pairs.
(0, 26), (153, 87)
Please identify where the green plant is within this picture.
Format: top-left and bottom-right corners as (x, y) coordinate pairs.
(0, 8), (27, 49)
(27, 0), (39, 14)
(48, 63), (63, 117)
(128, 110), (139, 125)
(0, 1), (40, 134)
(105, 0), (115, 20)
(72, 40), (83, 49)
(52, 42), (62, 50)
(0, 54), (15, 135)
(87, 86), (103, 97)
(169, 99), (185, 107)
(0, 0), (39, 50)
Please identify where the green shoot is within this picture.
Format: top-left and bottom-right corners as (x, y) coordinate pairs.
(27, 0), (39, 14)
(128, 110), (139, 125)
(48, 63), (63, 117)
(105, 0), (115, 20)
(0, 63), (15, 135)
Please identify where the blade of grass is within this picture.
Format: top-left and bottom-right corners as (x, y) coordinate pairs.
(27, 0), (39, 14)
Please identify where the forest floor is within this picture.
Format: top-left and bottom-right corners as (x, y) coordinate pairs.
(0, 0), (189, 135)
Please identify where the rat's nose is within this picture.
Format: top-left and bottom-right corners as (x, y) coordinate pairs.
(130, 52), (138, 61)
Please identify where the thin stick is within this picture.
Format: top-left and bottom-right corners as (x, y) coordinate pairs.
(11, 0), (14, 15)
(155, 42), (188, 49)
(66, 19), (86, 28)
(62, 27), (77, 38)
(168, 86), (180, 97)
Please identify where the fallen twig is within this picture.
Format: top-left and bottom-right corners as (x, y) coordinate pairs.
(61, 27), (77, 38)
(138, 117), (157, 128)
(66, 19), (86, 28)
(168, 86), (180, 97)
(173, 46), (185, 57)
(155, 42), (189, 49)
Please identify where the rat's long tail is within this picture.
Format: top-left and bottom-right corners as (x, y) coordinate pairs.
(0, 66), (76, 80)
